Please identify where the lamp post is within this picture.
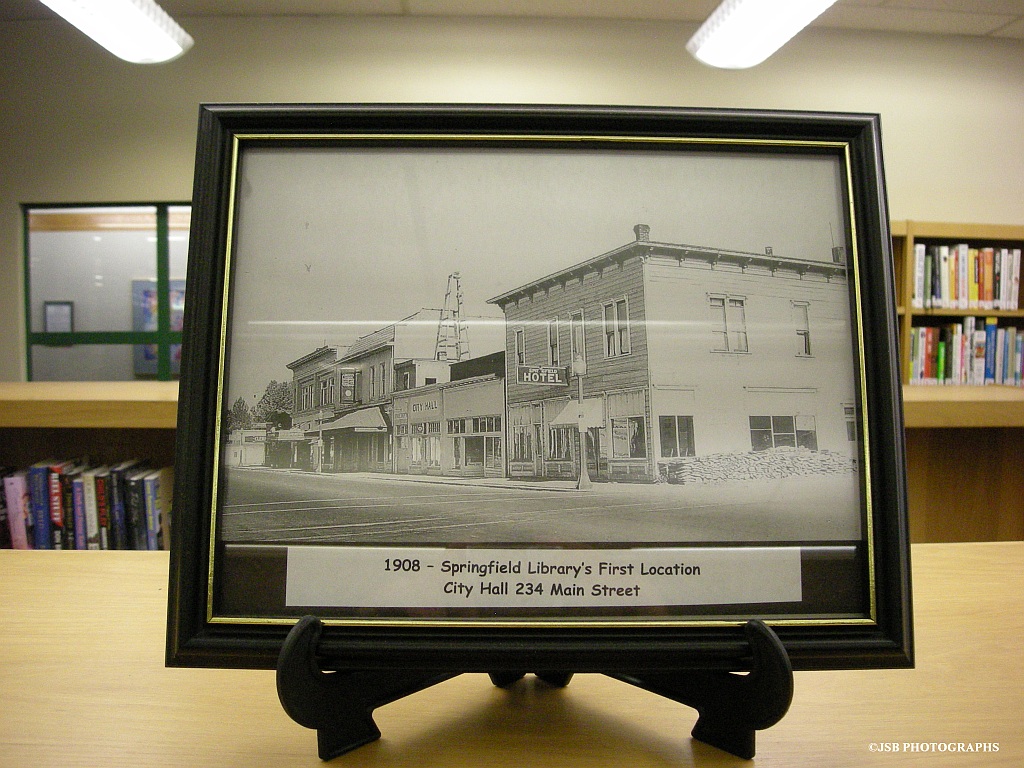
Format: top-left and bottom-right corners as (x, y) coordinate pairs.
(573, 355), (592, 491)
(316, 408), (324, 473)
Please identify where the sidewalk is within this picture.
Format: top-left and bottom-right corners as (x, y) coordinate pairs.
(344, 471), (585, 493)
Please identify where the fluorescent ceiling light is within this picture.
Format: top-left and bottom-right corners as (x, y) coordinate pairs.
(687, 0), (839, 69)
(39, 0), (193, 64)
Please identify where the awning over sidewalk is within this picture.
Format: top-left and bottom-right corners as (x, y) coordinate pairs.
(550, 397), (604, 429)
(313, 406), (389, 434)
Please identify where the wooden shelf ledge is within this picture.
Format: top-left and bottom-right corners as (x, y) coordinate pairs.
(902, 385), (1024, 428)
(0, 381), (179, 429)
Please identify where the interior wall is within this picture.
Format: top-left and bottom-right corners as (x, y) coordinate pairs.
(1, 14), (1022, 380)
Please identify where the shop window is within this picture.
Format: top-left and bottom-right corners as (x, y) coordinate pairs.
(485, 436), (502, 469)
(844, 403), (857, 441)
(464, 437), (485, 466)
(659, 415), (695, 458)
(548, 426), (574, 461)
(750, 415), (817, 451)
(511, 426), (533, 462)
(611, 416), (646, 459)
(24, 203), (190, 380)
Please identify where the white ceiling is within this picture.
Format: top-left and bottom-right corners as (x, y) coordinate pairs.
(4, 0), (1024, 39)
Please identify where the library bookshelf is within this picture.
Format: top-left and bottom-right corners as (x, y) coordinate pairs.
(0, 381), (178, 470)
(891, 221), (1024, 543)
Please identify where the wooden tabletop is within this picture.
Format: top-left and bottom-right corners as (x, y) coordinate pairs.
(0, 543), (1020, 767)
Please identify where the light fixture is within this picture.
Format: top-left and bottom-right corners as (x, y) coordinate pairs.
(687, 0), (839, 69)
(39, 0), (193, 64)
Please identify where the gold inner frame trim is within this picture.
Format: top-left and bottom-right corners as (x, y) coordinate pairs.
(205, 131), (877, 631)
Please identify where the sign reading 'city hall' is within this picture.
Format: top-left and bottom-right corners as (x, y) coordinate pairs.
(166, 104), (913, 676)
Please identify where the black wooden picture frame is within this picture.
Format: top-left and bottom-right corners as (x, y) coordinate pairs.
(166, 103), (912, 674)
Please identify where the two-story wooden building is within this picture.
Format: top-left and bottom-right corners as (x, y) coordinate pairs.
(488, 224), (858, 484)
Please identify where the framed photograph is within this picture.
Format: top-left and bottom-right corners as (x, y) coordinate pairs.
(167, 104), (912, 673)
(43, 300), (73, 333)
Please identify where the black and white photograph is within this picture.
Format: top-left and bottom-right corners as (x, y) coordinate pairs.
(220, 145), (863, 549)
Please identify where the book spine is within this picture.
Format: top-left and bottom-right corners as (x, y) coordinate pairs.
(984, 317), (998, 384)
(981, 248), (995, 309)
(972, 329), (987, 385)
(59, 472), (76, 550)
(938, 246), (950, 309)
(94, 475), (110, 550)
(27, 465), (51, 549)
(924, 248), (934, 309)
(143, 475), (160, 551)
(83, 473), (100, 550)
(968, 248), (980, 309)
(0, 472), (11, 549)
(3, 474), (31, 550)
(110, 470), (129, 550)
(127, 476), (147, 551)
(72, 477), (86, 551)
(48, 467), (66, 550)
(1011, 248), (1021, 310)
(955, 244), (967, 309)
(912, 243), (925, 309)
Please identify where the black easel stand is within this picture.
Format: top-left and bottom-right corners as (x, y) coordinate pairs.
(277, 616), (793, 762)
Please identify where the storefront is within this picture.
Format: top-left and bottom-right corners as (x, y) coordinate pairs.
(311, 405), (391, 473)
(393, 375), (505, 478)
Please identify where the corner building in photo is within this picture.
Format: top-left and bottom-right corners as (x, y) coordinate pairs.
(488, 225), (860, 484)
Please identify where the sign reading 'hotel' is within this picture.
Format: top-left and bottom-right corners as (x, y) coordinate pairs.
(516, 365), (570, 386)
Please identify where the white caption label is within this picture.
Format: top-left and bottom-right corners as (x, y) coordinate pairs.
(285, 546), (802, 609)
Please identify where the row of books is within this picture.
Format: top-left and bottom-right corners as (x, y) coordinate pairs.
(911, 244), (1021, 311)
(0, 460), (172, 551)
(909, 317), (1024, 386)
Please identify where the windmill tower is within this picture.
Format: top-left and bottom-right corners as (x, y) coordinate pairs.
(434, 272), (470, 362)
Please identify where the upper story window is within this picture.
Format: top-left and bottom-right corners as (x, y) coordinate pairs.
(603, 298), (630, 358)
(570, 310), (586, 365)
(793, 301), (812, 356)
(300, 381), (315, 411)
(709, 294), (748, 353)
(319, 376), (335, 407)
(514, 327), (526, 366)
(548, 318), (560, 366)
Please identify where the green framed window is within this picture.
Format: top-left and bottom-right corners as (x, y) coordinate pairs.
(23, 203), (190, 381)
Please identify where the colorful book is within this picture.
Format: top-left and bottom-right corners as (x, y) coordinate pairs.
(27, 460), (55, 549)
(984, 317), (999, 385)
(3, 472), (31, 549)
(93, 468), (112, 550)
(141, 468), (173, 551)
(0, 468), (13, 549)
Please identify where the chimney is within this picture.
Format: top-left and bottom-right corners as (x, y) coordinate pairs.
(633, 224), (650, 242)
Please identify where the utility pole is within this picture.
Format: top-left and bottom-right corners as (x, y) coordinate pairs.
(435, 272), (470, 361)
(573, 354), (592, 491)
